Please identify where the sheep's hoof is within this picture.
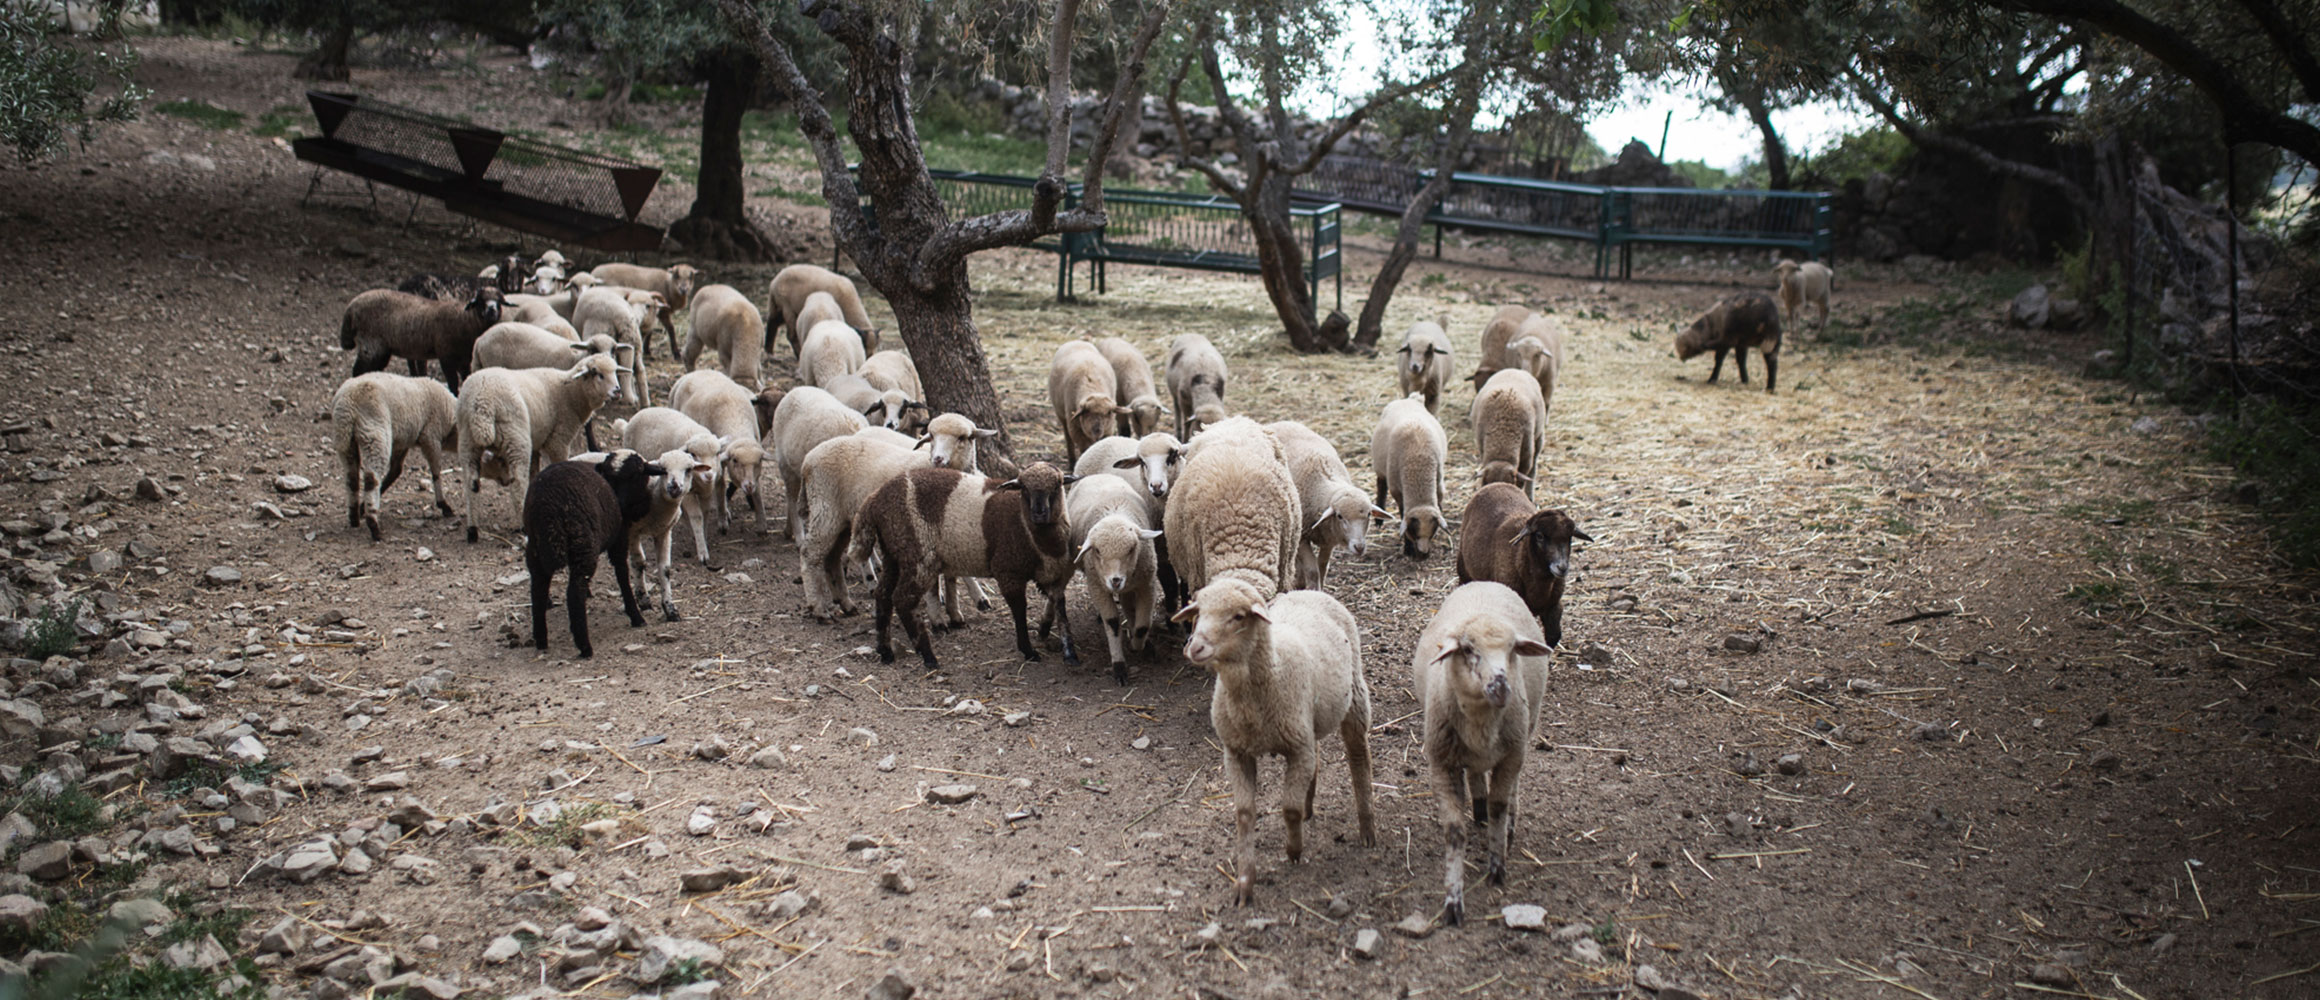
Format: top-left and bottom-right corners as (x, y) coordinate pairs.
(974, 597), (992, 612)
(877, 646), (896, 664)
(1019, 647), (1042, 663)
(1233, 879), (1254, 907)
(435, 501), (455, 516)
(626, 614), (646, 628)
(467, 526), (480, 544)
(1486, 854), (1506, 886)
(662, 610), (681, 623)
(1111, 662), (1129, 686)
(1442, 895), (1463, 926)
(365, 520), (382, 542)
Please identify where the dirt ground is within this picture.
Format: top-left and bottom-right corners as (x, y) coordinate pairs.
(0, 36), (2315, 1000)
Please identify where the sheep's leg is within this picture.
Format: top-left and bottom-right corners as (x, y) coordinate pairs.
(1280, 747), (1314, 864)
(937, 576), (965, 627)
(781, 471), (804, 543)
(1483, 755), (1522, 888)
(1340, 713), (1377, 847)
(1707, 348), (1727, 383)
(419, 440), (454, 517)
(465, 452), (484, 544)
(1090, 582), (1124, 670)
(683, 495), (715, 568)
(379, 449), (407, 494)
(405, 357), (428, 379)
(1763, 351), (1779, 394)
(1374, 473), (1390, 510)
(1129, 575), (1155, 655)
(528, 563), (553, 652)
(607, 531), (646, 628)
(897, 579), (939, 671)
(872, 564), (899, 665)
(581, 420), (600, 453)
(716, 476), (733, 535)
(1046, 581), (1081, 670)
(1429, 757), (1472, 925)
(1228, 750), (1262, 906)
(564, 561), (594, 658)
(1001, 578), (1040, 662)
(1735, 346), (1751, 384)
(1155, 541), (1183, 630)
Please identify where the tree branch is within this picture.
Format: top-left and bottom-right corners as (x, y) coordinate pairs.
(1165, 52), (1245, 200)
(1284, 62), (1463, 178)
(2229, 0), (2320, 106)
(2001, 0), (2320, 165)
(1078, 0), (1174, 216)
(1034, 0), (1086, 230)
(1846, 64), (2096, 221)
(713, 0), (870, 263)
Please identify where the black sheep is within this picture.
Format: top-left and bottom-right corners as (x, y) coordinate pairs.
(1675, 291), (1783, 392)
(525, 451), (666, 658)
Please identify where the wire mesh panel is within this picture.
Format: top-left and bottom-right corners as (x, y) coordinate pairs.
(314, 93), (469, 181)
(1619, 188), (1826, 242)
(1296, 155), (1425, 214)
(482, 136), (658, 221)
(1433, 173), (1608, 240)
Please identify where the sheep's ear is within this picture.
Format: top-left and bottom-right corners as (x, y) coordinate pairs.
(1112, 457), (1141, 470)
(996, 479), (1023, 492)
(566, 366), (589, 381)
(1570, 526), (1593, 543)
(1074, 541), (1094, 565)
(1511, 525), (1531, 543)
(1061, 474), (1081, 486)
(912, 434), (932, 449)
(1308, 509), (1339, 533)
(1138, 528), (1163, 540)
(863, 402), (886, 418)
(1513, 470), (1535, 485)
(1396, 345), (1412, 354)
(1169, 604), (1199, 624)
(1429, 638), (1463, 665)
(1368, 504), (1390, 519)
(972, 428), (1000, 440)
(1513, 638), (1554, 657)
(1245, 603), (1271, 623)
(568, 342), (591, 354)
(1428, 345), (1447, 357)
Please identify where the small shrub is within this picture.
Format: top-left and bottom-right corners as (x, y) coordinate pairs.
(154, 100), (244, 130)
(2208, 397), (2320, 570)
(10, 786), (108, 845)
(22, 597), (82, 658)
(663, 956), (710, 985)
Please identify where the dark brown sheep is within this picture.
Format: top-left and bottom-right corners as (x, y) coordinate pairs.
(1675, 291), (1783, 392)
(524, 451), (666, 658)
(340, 285), (505, 392)
(1454, 482), (1592, 648)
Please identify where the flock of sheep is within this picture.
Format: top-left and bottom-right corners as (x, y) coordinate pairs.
(324, 247), (1834, 921)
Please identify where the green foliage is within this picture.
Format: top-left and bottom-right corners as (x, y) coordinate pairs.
(1794, 126), (1910, 185)
(1668, 159), (1732, 188)
(9, 786), (108, 845)
(514, 801), (627, 849)
(155, 99), (244, 129)
(2056, 231), (2096, 302)
(250, 107), (301, 138)
(160, 760), (283, 800)
(2208, 398), (2320, 570)
(22, 597), (82, 658)
(0, 0), (147, 162)
(920, 88), (1006, 137)
(662, 956), (710, 985)
(1533, 0), (1621, 51)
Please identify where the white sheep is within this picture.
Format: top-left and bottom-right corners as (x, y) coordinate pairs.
(1164, 333), (1230, 439)
(456, 354), (624, 543)
(1066, 473), (1162, 681)
(859, 349), (922, 397)
(795, 412), (991, 621)
(1172, 576), (1375, 906)
(1162, 416), (1299, 598)
(529, 262), (566, 296)
(1096, 337), (1166, 437)
(591, 263), (700, 356)
(797, 318), (868, 388)
(1049, 340), (1120, 466)
(1372, 392), (1449, 558)
(1413, 580), (1554, 925)
(667, 369), (771, 535)
(1467, 304), (1534, 389)
(822, 373), (926, 434)
(1074, 430), (1188, 612)
(330, 372), (459, 541)
(681, 283), (767, 391)
(474, 322), (631, 378)
(768, 385), (870, 542)
(769, 264), (876, 357)
(575, 285), (663, 405)
(613, 407), (729, 568)
(1396, 320), (1454, 414)
(1470, 369), (1546, 498)
(503, 277), (593, 325)
(572, 447), (710, 622)
(1775, 258), (1833, 328)
(1265, 420), (1386, 591)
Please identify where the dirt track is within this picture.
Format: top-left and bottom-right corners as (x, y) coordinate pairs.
(0, 36), (2313, 1000)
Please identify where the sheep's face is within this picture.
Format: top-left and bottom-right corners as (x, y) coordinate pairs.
(569, 355), (621, 402)
(1133, 435), (1181, 499)
(1429, 623), (1553, 710)
(1072, 397), (1116, 447)
(1172, 577), (1270, 668)
(999, 462), (1070, 527)
(724, 441), (764, 500)
(667, 265), (700, 307)
(652, 450), (699, 501)
(1076, 516), (1153, 598)
(1675, 310), (1723, 360)
(1189, 402), (1230, 435)
(1401, 507), (1444, 559)
(1774, 259), (1800, 284)
(596, 449), (669, 495)
(531, 266), (565, 296)
(466, 288), (504, 326)
(1479, 461), (1523, 490)
(1398, 330), (1446, 376)
(1318, 495), (1380, 557)
(1517, 509), (1592, 581)
(1127, 399), (1164, 438)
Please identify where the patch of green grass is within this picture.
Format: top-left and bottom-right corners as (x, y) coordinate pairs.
(513, 801), (629, 849)
(1878, 513), (1917, 536)
(2207, 397), (2320, 570)
(250, 107), (302, 138)
(161, 760), (283, 800)
(1418, 271), (1448, 288)
(920, 128), (1049, 176)
(10, 786), (109, 845)
(22, 597), (82, 658)
(662, 956), (711, 985)
(2065, 580), (2126, 609)
(0, 898), (93, 957)
(155, 100), (244, 130)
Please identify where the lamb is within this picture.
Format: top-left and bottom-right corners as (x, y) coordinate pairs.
(768, 385), (870, 541)
(493, 256), (525, 295)
(848, 462), (1081, 671)
(859, 348), (922, 396)
(1096, 337), (1166, 437)
(503, 276), (594, 324)
(340, 285), (505, 392)
(1372, 392), (1450, 558)
(1396, 320), (1454, 414)
(1066, 473), (1162, 682)
(796, 412), (991, 621)
(591, 262), (700, 355)
(1470, 369), (1547, 497)
(613, 407), (730, 568)
(529, 262), (566, 296)
(455, 354), (624, 543)
(667, 369), (771, 534)
(473, 322), (631, 378)
(1073, 431), (1187, 612)
(681, 284), (767, 391)
(1774, 258), (1833, 328)
(1454, 482), (1592, 648)
(823, 373), (928, 435)
(1265, 420), (1387, 591)
(1466, 304), (1533, 388)
(769, 264), (877, 357)
(570, 447), (710, 622)
(1162, 417), (1299, 598)
(575, 285), (664, 405)
(796, 319), (868, 388)
(1675, 291), (1783, 392)
(1164, 333), (1230, 439)
(329, 372), (459, 541)
(1172, 577), (1374, 905)
(1412, 580), (1555, 924)
(534, 249), (570, 271)
(1503, 312), (1565, 399)
(523, 450), (665, 658)
(1049, 340), (1120, 466)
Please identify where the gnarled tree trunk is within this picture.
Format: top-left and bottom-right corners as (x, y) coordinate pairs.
(296, 22), (355, 82)
(669, 50), (777, 261)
